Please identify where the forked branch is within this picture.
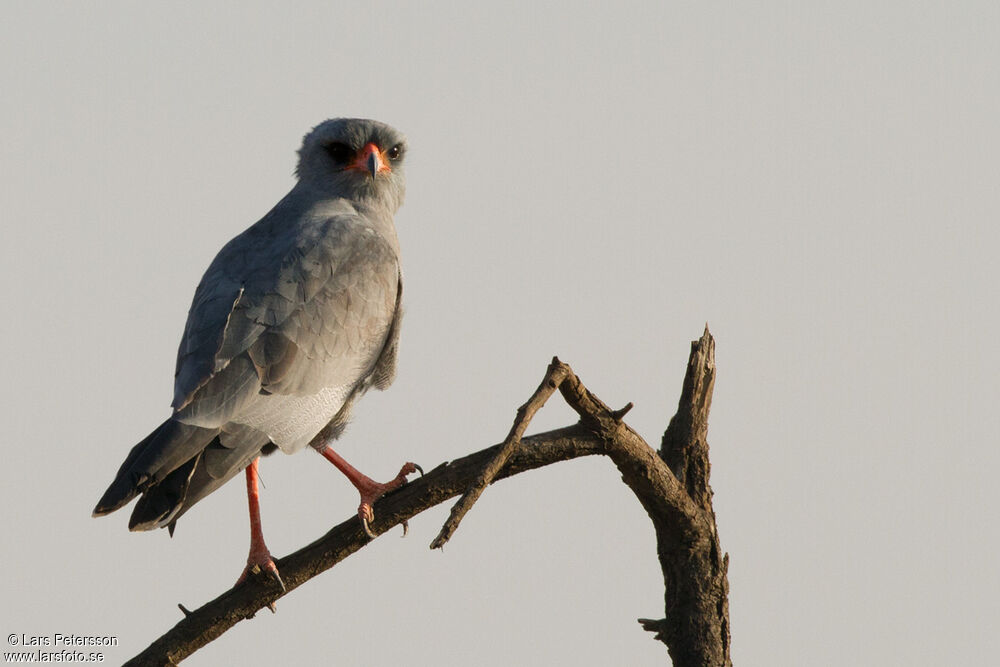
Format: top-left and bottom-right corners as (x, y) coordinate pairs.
(125, 328), (730, 667)
(430, 358), (569, 548)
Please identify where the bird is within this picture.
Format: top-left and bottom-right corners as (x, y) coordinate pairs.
(93, 117), (419, 589)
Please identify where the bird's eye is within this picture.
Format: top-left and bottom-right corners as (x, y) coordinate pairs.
(325, 142), (353, 165)
(387, 144), (404, 161)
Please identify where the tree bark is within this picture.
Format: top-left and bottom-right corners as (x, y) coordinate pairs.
(124, 328), (730, 666)
(641, 328), (732, 666)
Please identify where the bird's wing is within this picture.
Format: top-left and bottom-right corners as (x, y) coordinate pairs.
(172, 215), (400, 428)
(368, 275), (402, 391)
(171, 219), (275, 412)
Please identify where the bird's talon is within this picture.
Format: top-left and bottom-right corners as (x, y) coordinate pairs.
(360, 508), (377, 538)
(237, 547), (284, 594)
(413, 463), (424, 476)
(270, 568), (286, 594)
(400, 519), (409, 537)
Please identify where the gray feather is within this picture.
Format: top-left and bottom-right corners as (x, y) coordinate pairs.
(94, 117), (408, 531)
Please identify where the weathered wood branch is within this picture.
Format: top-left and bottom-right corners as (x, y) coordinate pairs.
(430, 357), (569, 548)
(640, 327), (731, 666)
(123, 427), (605, 666)
(125, 329), (730, 666)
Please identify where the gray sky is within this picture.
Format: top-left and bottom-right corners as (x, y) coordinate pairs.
(2, 2), (998, 665)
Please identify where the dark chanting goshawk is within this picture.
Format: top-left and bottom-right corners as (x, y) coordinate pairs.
(94, 118), (418, 588)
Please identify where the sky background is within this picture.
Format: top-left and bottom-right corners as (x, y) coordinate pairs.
(2, 2), (998, 665)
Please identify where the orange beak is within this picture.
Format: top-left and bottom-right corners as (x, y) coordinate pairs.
(350, 142), (390, 178)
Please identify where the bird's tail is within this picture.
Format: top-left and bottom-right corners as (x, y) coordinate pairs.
(92, 418), (216, 530)
(93, 418), (267, 533)
(143, 441), (262, 534)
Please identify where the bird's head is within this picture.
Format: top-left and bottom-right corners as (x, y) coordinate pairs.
(296, 118), (407, 212)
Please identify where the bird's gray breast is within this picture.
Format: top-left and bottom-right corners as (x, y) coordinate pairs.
(173, 207), (401, 454)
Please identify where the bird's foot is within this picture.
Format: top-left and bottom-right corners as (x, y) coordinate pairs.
(357, 462), (423, 538)
(236, 545), (285, 594)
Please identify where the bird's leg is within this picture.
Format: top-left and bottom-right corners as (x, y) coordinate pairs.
(236, 458), (285, 593)
(319, 445), (421, 538)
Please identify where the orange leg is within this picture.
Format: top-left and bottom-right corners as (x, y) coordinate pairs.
(319, 446), (420, 538)
(235, 458), (284, 592)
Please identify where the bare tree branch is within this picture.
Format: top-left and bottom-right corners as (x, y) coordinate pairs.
(431, 357), (568, 549)
(123, 427), (605, 666)
(124, 330), (730, 666)
(641, 327), (731, 666)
